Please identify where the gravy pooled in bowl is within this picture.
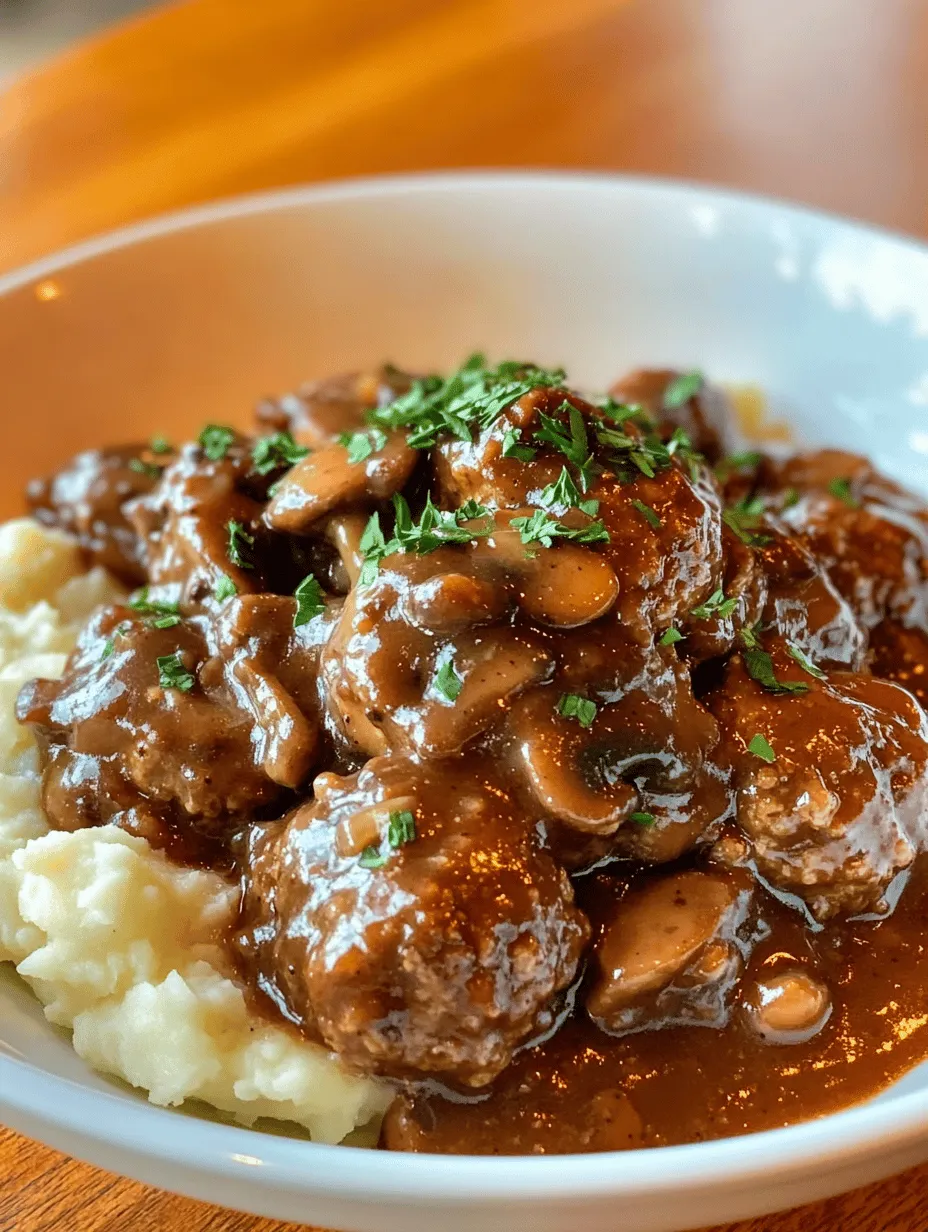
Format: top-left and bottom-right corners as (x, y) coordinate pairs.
(16, 359), (928, 1153)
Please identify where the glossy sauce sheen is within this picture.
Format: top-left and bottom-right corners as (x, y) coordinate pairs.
(16, 362), (928, 1155)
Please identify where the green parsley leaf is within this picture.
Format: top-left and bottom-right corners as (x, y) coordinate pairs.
(599, 398), (654, 429)
(358, 846), (388, 869)
(511, 508), (610, 549)
(389, 494), (494, 557)
(294, 574), (325, 627)
(533, 403), (596, 490)
(828, 476), (859, 508)
(630, 811), (656, 827)
(659, 627), (683, 646)
(715, 450), (763, 480)
(501, 427), (537, 462)
(358, 809), (418, 870)
(539, 466), (583, 513)
(786, 642), (827, 680)
(748, 732), (776, 763)
(252, 430), (310, 475)
(782, 487), (800, 509)
(433, 653), (463, 704)
(663, 370), (703, 408)
(157, 652), (195, 692)
(690, 588), (738, 621)
(742, 645), (809, 695)
(149, 435), (172, 455)
(128, 587), (181, 618)
(359, 512), (388, 586)
(337, 427), (388, 465)
(128, 458), (162, 479)
(723, 495), (772, 547)
(369, 356), (565, 449)
(101, 622), (130, 660)
(631, 498), (661, 528)
(227, 520), (255, 570)
(152, 614), (181, 629)
(557, 693), (597, 728)
(214, 574), (238, 602)
(387, 809), (417, 848)
(198, 424), (237, 462)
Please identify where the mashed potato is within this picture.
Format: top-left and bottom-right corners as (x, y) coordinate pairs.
(0, 519), (390, 1141)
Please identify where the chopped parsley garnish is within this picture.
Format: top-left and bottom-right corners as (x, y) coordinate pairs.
(387, 809), (417, 848)
(198, 424), (236, 461)
(358, 846), (388, 869)
(337, 427), (387, 465)
(828, 476), (859, 508)
(226, 519), (255, 570)
(252, 430), (309, 475)
(659, 627), (683, 646)
(631, 498), (661, 528)
(723, 495), (772, 547)
(359, 512), (388, 586)
(433, 653), (464, 703)
(157, 652), (195, 692)
(391, 494), (494, 555)
(129, 587), (180, 617)
(663, 370), (703, 408)
(533, 403), (596, 490)
(511, 508), (610, 549)
(358, 808), (418, 869)
(630, 811), (656, 827)
(101, 623), (130, 660)
(214, 574), (238, 602)
(294, 574), (325, 627)
(786, 642), (827, 680)
(690, 588), (738, 621)
(501, 427), (537, 462)
(715, 450), (762, 480)
(149, 435), (172, 455)
(538, 467), (599, 516)
(594, 420), (703, 484)
(742, 644), (809, 695)
(782, 487), (800, 509)
(368, 355), (566, 450)
(556, 693), (597, 728)
(748, 732), (776, 763)
(152, 615), (181, 629)
(129, 458), (162, 479)
(599, 398), (654, 428)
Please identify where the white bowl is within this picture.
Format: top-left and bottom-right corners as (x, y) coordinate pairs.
(1, 173), (927, 1232)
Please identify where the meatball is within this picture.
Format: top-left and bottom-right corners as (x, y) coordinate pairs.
(869, 620), (928, 708)
(126, 436), (272, 611)
(16, 594), (329, 841)
(26, 445), (162, 584)
(434, 386), (729, 643)
(760, 449), (928, 632)
(586, 868), (754, 1034)
(710, 655), (928, 919)
(238, 755), (590, 1086)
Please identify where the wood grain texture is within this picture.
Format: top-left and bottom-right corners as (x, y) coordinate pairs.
(2, 0), (928, 1228)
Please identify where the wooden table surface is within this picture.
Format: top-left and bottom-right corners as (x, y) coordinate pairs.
(2, 0), (928, 1228)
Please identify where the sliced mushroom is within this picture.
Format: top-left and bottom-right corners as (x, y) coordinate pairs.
(228, 659), (318, 788)
(404, 572), (510, 634)
(265, 432), (416, 533)
(519, 544), (619, 627)
(402, 631), (552, 757)
(507, 689), (636, 836)
(744, 970), (832, 1044)
(587, 869), (753, 1035)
